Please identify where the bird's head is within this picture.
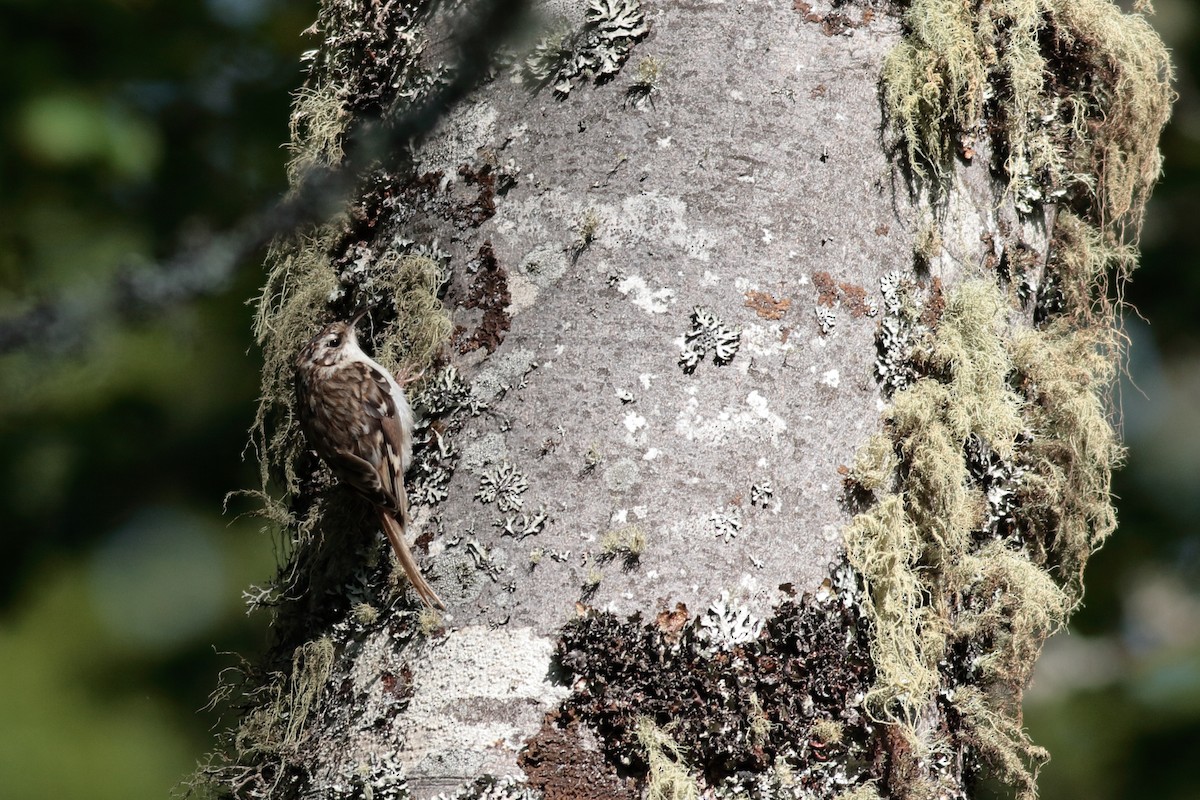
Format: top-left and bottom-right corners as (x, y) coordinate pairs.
(297, 308), (368, 369)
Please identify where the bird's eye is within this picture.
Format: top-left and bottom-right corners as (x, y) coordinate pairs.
(328, 336), (340, 348)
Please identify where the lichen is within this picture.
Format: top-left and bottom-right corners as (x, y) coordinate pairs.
(679, 306), (741, 373)
(476, 462), (531, 512)
(846, 274), (1123, 796)
(637, 720), (697, 800)
(431, 774), (542, 800)
(246, 637), (335, 757)
(881, 0), (1172, 231)
(525, 0), (649, 98)
(551, 590), (875, 798)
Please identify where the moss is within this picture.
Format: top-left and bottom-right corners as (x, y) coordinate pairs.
(809, 719), (844, 746)
(350, 602), (379, 626)
(418, 607), (444, 635)
(882, 0), (1172, 229)
(251, 226), (342, 500)
(879, 0), (987, 186)
(956, 543), (1070, 689)
(833, 785), (884, 800)
(844, 495), (943, 724)
(285, 83), (347, 185)
(847, 433), (898, 493)
(1011, 320), (1121, 591)
(953, 685), (1049, 800)
(1041, 209), (1137, 323)
(747, 694), (772, 749)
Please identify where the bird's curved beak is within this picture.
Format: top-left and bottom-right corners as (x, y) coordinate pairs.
(348, 306), (371, 332)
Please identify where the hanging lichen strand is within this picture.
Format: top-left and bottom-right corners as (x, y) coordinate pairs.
(193, 2), (469, 797)
(881, 0), (1171, 234)
(854, 0), (1171, 798)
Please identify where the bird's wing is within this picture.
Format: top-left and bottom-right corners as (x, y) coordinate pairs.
(358, 362), (410, 514)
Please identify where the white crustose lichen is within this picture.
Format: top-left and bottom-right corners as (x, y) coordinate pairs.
(475, 462), (530, 512)
(679, 305), (741, 373)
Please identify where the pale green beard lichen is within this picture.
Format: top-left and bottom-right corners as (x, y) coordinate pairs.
(882, 0), (1172, 231)
(846, 278), (1104, 798)
(637, 718), (699, 800)
(862, 2), (1167, 796)
(234, 637), (336, 760)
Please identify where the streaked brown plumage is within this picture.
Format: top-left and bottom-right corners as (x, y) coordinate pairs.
(294, 309), (444, 609)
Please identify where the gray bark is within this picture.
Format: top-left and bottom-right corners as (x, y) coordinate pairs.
(203, 1), (1171, 799)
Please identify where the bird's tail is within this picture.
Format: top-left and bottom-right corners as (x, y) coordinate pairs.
(376, 506), (445, 610)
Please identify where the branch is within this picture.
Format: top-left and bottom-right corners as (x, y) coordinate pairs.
(0, 0), (531, 356)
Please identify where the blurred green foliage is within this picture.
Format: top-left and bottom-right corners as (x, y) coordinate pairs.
(0, 0), (1196, 799)
(0, 0), (314, 797)
(1024, 3), (1200, 798)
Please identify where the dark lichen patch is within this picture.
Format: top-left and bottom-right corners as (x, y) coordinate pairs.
(874, 270), (946, 395)
(454, 242), (512, 355)
(519, 712), (639, 800)
(304, 0), (441, 119)
(794, 1), (875, 37)
(550, 581), (875, 795)
(398, 166), (499, 231)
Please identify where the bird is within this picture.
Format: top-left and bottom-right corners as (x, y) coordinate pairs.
(294, 308), (445, 609)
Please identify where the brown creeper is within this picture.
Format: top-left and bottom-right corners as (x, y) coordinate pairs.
(294, 309), (444, 609)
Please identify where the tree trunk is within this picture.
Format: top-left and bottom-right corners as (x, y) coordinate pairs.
(197, 1), (1172, 799)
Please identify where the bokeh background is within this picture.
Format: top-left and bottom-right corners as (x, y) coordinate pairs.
(0, 1), (1195, 798)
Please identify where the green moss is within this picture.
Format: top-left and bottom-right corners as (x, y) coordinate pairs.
(809, 719), (844, 746)
(848, 433), (898, 493)
(285, 83), (348, 185)
(1044, 210), (1137, 323)
(888, 281), (1022, 559)
(833, 785), (884, 800)
(953, 685), (1049, 800)
(846, 279), (1116, 793)
(748, 694), (772, 749)
(867, 3), (1169, 793)
(953, 541), (1070, 687)
(251, 226), (341, 500)
(880, 0), (984, 184)
(844, 495), (944, 724)
(600, 524), (647, 559)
